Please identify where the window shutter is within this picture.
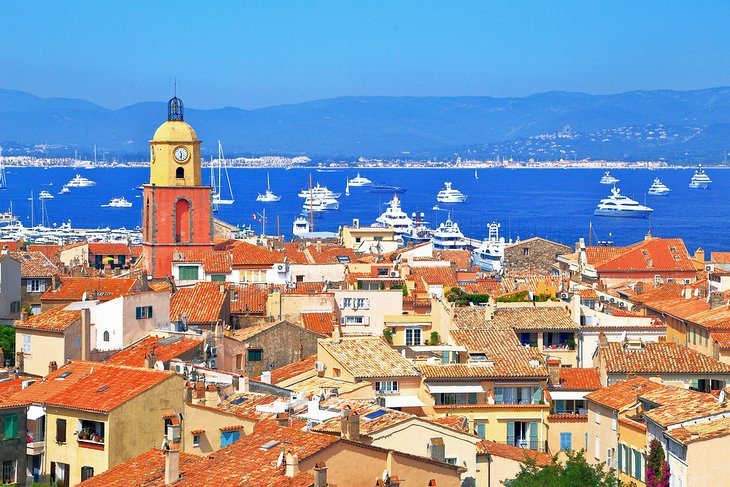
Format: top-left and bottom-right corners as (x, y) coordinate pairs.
(634, 449), (641, 479)
(529, 422), (538, 450)
(441, 351), (450, 364)
(476, 422), (486, 438)
(26, 281), (32, 292)
(494, 387), (503, 404)
(56, 418), (66, 443)
(506, 422), (515, 445)
(147, 306), (153, 318)
(135, 307), (141, 319)
(532, 387), (543, 404)
(468, 392), (477, 404)
(40, 281), (46, 292)
(618, 444), (623, 472)
(3, 414), (17, 439)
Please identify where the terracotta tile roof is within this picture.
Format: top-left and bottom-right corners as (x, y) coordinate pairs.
(0, 377), (33, 408)
(77, 448), (205, 487)
(280, 375), (370, 396)
(462, 279), (505, 296)
(319, 337), (420, 379)
(476, 440), (552, 466)
(27, 244), (60, 262)
(276, 281), (339, 294)
(281, 242), (309, 264)
(230, 284), (267, 314)
(488, 307), (578, 331)
(228, 321), (284, 342)
(148, 280), (172, 292)
(665, 416), (730, 445)
(500, 272), (562, 295)
(711, 252), (730, 264)
(11, 251), (59, 277)
(426, 328), (548, 379)
(41, 277), (140, 302)
(602, 341), (730, 374)
(589, 238), (695, 273)
(585, 376), (665, 410)
(0, 241), (22, 252)
(305, 246), (358, 265)
(230, 241), (281, 267)
(173, 248), (232, 274)
(555, 368), (601, 391)
(301, 312), (336, 335)
(21, 361), (176, 413)
(105, 335), (204, 368)
(255, 355), (317, 384)
(410, 266), (457, 292)
(453, 307), (490, 329)
(14, 305), (80, 332)
(87, 242), (131, 256)
(431, 415), (470, 433)
(641, 387), (730, 426)
(312, 398), (412, 436)
(712, 332), (730, 350)
(436, 250), (472, 270)
(129, 245), (143, 258)
(170, 281), (227, 324)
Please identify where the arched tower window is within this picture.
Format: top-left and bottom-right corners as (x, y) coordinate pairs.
(103, 331), (110, 342)
(175, 199), (191, 243)
(176, 167), (185, 179)
(144, 197), (151, 240)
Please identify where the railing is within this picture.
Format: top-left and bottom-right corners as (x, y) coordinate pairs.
(78, 433), (105, 450)
(491, 439), (548, 452)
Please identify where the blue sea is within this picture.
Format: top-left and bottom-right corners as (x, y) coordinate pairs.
(1, 167), (726, 253)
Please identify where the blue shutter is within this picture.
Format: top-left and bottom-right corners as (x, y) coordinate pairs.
(441, 351), (449, 364)
(529, 422), (538, 450)
(560, 432), (572, 451)
(494, 387), (503, 404)
(634, 449), (641, 479)
(507, 422), (515, 446)
(135, 307), (141, 319)
(468, 392), (477, 404)
(618, 444), (623, 472)
(476, 422), (486, 439)
(532, 387), (542, 404)
(220, 430), (241, 448)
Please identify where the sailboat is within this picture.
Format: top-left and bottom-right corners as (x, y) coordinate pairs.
(474, 169), (479, 180)
(212, 141), (234, 206)
(345, 178), (350, 196)
(256, 172), (281, 202)
(0, 146), (6, 190)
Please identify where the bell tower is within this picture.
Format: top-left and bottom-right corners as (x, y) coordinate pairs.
(142, 96), (214, 278)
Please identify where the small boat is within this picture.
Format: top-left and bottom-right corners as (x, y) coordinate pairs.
(594, 187), (653, 218)
(38, 190), (54, 200)
(102, 197), (133, 208)
(600, 171), (619, 184)
(369, 183), (407, 194)
(58, 186), (71, 195)
(689, 167), (711, 189)
(66, 174), (96, 187)
(474, 169), (479, 180)
(436, 182), (467, 203)
(256, 173), (281, 202)
(648, 178), (671, 196)
(348, 172), (372, 187)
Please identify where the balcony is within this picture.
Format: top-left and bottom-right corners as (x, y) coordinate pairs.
(26, 440), (45, 456)
(77, 433), (105, 450)
(491, 439), (548, 452)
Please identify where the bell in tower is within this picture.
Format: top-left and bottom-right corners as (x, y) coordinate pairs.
(168, 96), (184, 121)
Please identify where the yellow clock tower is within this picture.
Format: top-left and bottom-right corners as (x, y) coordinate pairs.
(148, 96), (202, 186)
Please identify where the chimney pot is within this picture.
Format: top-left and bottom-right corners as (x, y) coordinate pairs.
(164, 444), (181, 485)
(48, 361), (58, 374)
(276, 412), (289, 427)
(314, 462), (328, 487)
(20, 310), (28, 322)
(284, 451), (299, 478)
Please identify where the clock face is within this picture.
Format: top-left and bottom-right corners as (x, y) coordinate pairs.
(174, 146), (189, 162)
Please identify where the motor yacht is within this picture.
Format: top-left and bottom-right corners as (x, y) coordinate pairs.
(369, 183), (407, 194)
(471, 222), (507, 274)
(38, 190), (54, 200)
(58, 186), (71, 195)
(594, 187), (653, 218)
(600, 171), (619, 184)
(373, 195), (413, 234)
(302, 195), (339, 212)
(436, 182), (467, 203)
(66, 174), (96, 187)
(256, 173), (281, 202)
(648, 178), (671, 196)
(689, 168), (711, 189)
(102, 197), (133, 208)
(401, 212), (433, 245)
(348, 172), (372, 187)
(432, 214), (469, 250)
(298, 183), (341, 199)
(292, 216), (310, 237)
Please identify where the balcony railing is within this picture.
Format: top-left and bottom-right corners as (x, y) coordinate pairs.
(78, 433), (105, 450)
(491, 439), (548, 452)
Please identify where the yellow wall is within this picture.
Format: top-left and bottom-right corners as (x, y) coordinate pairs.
(182, 402), (254, 455)
(267, 291), (334, 322)
(385, 314), (434, 346)
(340, 227), (395, 250)
(149, 121), (202, 187)
(547, 416), (588, 458)
(685, 434), (730, 486)
(617, 419), (647, 487)
(17, 323), (82, 377)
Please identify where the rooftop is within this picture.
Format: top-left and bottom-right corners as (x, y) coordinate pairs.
(489, 306), (578, 331)
(14, 305), (80, 332)
(170, 281), (227, 324)
(476, 440), (552, 466)
(601, 341), (730, 374)
(105, 335), (204, 368)
(319, 337), (420, 380)
(230, 284), (267, 315)
(173, 248), (232, 274)
(555, 368), (601, 391)
(665, 416), (730, 445)
(301, 312), (336, 335)
(41, 276), (140, 302)
(10, 251), (59, 278)
(585, 376), (665, 410)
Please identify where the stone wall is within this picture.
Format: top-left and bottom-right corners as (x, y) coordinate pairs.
(504, 238), (571, 274)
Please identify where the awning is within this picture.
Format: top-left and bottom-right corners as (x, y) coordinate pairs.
(427, 383), (486, 394)
(548, 391), (589, 400)
(384, 396), (427, 408)
(28, 406), (45, 420)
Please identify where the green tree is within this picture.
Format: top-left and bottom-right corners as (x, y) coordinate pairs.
(429, 331), (440, 346)
(0, 324), (15, 365)
(504, 450), (625, 487)
(382, 328), (393, 344)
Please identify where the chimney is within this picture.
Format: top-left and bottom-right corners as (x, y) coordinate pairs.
(140, 270), (150, 291)
(15, 352), (23, 373)
(331, 325), (341, 344)
(428, 481), (437, 487)
(710, 292), (725, 310)
(644, 230), (652, 241)
(80, 308), (91, 361)
(147, 347), (157, 369)
(314, 462), (328, 487)
(164, 443), (181, 485)
(387, 476), (401, 487)
(48, 361), (58, 374)
(276, 412), (289, 427)
(20, 310), (28, 322)
(695, 248), (706, 263)
(340, 406), (352, 438)
(205, 384), (219, 406)
(284, 451), (299, 478)
(598, 332), (608, 349)
(428, 437), (445, 462)
(52, 274), (60, 290)
(547, 357), (561, 387)
(316, 241), (321, 253)
(184, 383), (193, 403)
(261, 370), (272, 384)
(238, 376), (250, 393)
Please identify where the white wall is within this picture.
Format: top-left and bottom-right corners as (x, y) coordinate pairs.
(91, 291), (171, 352)
(289, 263), (345, 283)
(580, 328), (664, 367)
(333, 289), (403, 336)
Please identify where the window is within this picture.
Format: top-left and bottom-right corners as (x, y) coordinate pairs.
(595, 408), (601, 424)
(56, 418), (67, 443)
(405, 327), (422, 346)
(176, 167), (185, 179)
(193, 435), (201, 447)
(612, 412), (617, 431)
(81, 466), (94, 481)
(31, 304), (41, 315)
(235, 354), (243, 370)
(523, 248), (529, 256)
(211, 274), (226, 282)
(654, 274), (661, 285)
(434, 393), (477, 406)
(103, 331), (110, 342)
(341, 316), (367, 325)
(220, 430), (240, 448)
(22, 334), (31, 354)
(559, 432), (572, 451)
(375, 381), (398, 394)
(27, 279), (46, 292)
(179, 265), (199, 281)
(445, 457), (457, 465)
(594, 436), (600, 460)
(494, 386), (542, 405)
(340, 297), (369, 309)
(2, 460), (15, 484)
(475, 422), (486, 438)
(135, 306), (153, 319)
(506, 421), (537, 450)
(377, 268), (389, 277)
(606, 448), (614, 468)
(552, 399), (587, 415)
(247, 349), (263, 362)
(3, 414), (18, 439)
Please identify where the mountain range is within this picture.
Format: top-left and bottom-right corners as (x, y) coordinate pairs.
(1, 87), (730, 162)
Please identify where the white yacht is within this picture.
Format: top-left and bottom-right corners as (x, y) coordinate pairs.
(600, 171), (619, 184)
(58, 186), (71, 195)
(298, 183), (341, 199)
(348, 172), (372, 187)
(302, 195), (339, 212)
(402, 212), (432, 245)
(432, 214), (469, 250)
(292, 216), (310, 237)
(648, 178), (671, 196)
(102, 197), (133, 208)
(436, 182), (467, 203)
(66, 174), (96, 187)
(472, 222), (507, 274)
(256, 173), (281, 202)
(594, 187), (653, 218)
(689, 168), (711, 189)
(38, 190), (54, 200)
(374, 195), (413, 234)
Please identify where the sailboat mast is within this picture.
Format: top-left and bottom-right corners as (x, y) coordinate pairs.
(217, 141), (223, 196)
(309, 173), (314, 232)
(94, 144), (97, 165)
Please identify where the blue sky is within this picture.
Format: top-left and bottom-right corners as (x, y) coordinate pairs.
(1, 1), (729, 109)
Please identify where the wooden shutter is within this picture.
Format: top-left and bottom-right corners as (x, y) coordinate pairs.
(56, 418), (66, 443)
(494, 387), (503, 404)
(529, 422), (538, 450)
(506, 422), (515, 446)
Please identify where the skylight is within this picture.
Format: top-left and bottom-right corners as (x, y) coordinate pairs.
(364, 409), (388, 421)
(97, 385), (110, 392)
(260, 440), (280, 451)
(231, 397), (248, 405)
(336, 256), (351, 263)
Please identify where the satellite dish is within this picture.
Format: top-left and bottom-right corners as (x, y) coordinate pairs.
(82, 291), (88, 302)
(154, 360), (165, 370)
(720, 390), (726, 404)
(382, 469), (388, 481)
(276, 450), (284, 468)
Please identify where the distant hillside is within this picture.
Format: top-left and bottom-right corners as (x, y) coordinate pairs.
(1, 87), (730, 161)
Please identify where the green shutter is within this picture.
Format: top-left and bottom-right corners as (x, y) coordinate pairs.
(468, 392), (477, 404)
(507, 422), (515, 446)
(529, 422), (538, 450)
(211, 274), (226, 282)
(494, 387), (503, 404)
(147, 306), (153, 318)
(634, 449), (641, 479)
(532, 387), (543, 404)
(179, 265), (199, 281)
(476, 422), (486, 438)
(3, 414), (17, 439)
(617, 444), (623, 472)
(441, 351), (449, 364)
